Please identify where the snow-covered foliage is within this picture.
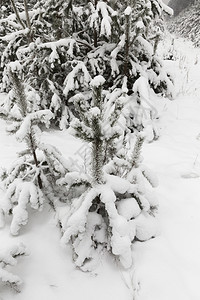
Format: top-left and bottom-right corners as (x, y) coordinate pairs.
(0, 142), (72, 236)
(0, 243), (27, 292)
(0, 1), (36, 85)
(111, 0), (173, 96)
(0, 67), (71, 235)
(58, 76), (158, 270)
(0, 0), (174, 130)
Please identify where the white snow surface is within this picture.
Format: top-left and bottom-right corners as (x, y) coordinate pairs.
(1, 37), (200, 299)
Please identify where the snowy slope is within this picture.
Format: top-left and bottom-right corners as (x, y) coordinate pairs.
(1, 37), (200, 300)
(133, 39), (200, 300)
(134, 95), (200, 300)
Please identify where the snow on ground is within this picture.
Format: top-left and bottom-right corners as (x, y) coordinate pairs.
(0, 203), (130, 300)
(1, 37), (200, 299)
(133, 38), (200, 300)
(134, 95), (200, 300)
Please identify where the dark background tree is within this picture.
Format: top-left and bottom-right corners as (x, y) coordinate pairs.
(168, 0), (200, 47)
(168, 0), (195, 16)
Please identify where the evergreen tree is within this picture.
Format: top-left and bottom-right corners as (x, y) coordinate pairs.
(58, 76), (158, 270)
(0, 0), (169, 271)
(0, 63), (71, 235)
(0, 0), (39, 93)
(0, 0), (173, 132)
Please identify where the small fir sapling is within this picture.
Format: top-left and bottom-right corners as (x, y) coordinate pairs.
(0, 0), (34, 92)
(59, 76), (158, 271)
(0, 63), (71, 235)
(0, 243), (27, 292)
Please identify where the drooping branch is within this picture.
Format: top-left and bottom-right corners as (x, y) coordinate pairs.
(9, 70), (43, 189)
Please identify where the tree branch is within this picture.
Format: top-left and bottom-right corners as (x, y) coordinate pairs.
(10, 0), (26, 29)
(23, 0), (31, 30)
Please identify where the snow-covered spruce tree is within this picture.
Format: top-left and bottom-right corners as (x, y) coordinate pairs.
(0, 0), (35, 90)
(0, 243), (27, 292)
(0, 0), (57, 120)
(0, 0), (174, 130)
(0, 63), (70, 235)
(115, 1), (174, 139)
(0, 1), (22, 85)
(59, 76), (158, 271)
(0, 0), (79, 126)
(60, 0), (174, 138)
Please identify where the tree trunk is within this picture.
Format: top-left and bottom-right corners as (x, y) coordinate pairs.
(94, 0), (98, 47)
(124, 12), (130, 77)
(91, 84), (104, 184)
